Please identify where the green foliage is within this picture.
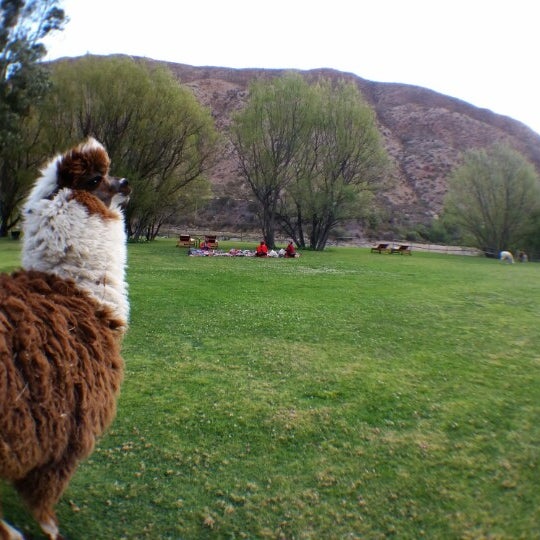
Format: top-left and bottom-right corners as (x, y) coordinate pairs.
(413, 216), (463, 245)
(2, 239), (539, 538)
(40, 56), (218, 239)
(522, 209), (540, 255)
(445, 143), (540, 254)
(0, 0), (65, 235)
(0, 110), (45, 235)
(231, 73), (312, 248)
(232, 74), (389, 251)
(0, 0), (65, 133)
(298, 80), (388, 250)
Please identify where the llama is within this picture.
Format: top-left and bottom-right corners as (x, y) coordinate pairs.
(0, 138), (131, 540)
(499, 250), (514, 263)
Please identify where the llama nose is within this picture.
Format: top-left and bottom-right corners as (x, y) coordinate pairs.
(119, 178), (131, 195)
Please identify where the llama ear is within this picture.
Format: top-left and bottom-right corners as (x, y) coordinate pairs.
(56, 151), (86, 188)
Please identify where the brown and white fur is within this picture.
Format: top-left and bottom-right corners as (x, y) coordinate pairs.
(0, 138), (131, 540)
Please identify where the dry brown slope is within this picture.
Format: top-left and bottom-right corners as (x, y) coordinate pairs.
(147, 58), (540, 230)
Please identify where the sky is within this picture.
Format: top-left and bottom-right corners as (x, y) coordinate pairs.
(43, 0), (540, 135)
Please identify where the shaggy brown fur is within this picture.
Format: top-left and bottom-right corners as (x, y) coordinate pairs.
(0, 271), (124, 538)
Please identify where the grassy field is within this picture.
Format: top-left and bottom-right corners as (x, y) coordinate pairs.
(1, 238), (539, 539)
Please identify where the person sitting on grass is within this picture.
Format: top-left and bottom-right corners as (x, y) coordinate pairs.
(255, 241), (268, 257)
(285, 240), (297, 258)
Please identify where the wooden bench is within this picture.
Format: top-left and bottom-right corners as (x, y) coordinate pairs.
(370, 243), (389, 254)
(390, 244), (412, 255)
(177, 234), (196, 248)
(204, 235), (219, 249)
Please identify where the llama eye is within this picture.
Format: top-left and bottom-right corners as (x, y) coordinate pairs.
(88, 176), (102, 187)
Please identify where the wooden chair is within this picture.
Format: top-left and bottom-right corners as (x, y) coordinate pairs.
(204, 235), (219, 249)
(370, 243), (389, 254)
(390, 244), (412, 255)
(177, 234), (195, 248)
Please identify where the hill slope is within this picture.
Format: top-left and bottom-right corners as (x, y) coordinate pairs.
(144, 58), (540, 235)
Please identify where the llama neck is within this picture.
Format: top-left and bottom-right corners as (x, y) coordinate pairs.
(21, 191), (129, 325)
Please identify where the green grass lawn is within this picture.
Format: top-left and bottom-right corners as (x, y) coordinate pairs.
(1, 238), (539, 539)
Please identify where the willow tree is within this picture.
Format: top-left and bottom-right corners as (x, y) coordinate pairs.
(40, 56), (218, 239)
(230, 73), (313, 248)
(287, 80), (388, 250)
(444, 143), (540, 254)
(232, 74), (388, 250)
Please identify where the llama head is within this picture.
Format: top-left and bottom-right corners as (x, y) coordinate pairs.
(25, 138), (131, 216)
(22, 138), (131, 324)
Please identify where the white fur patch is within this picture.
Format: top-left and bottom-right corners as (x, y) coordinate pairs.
(499, 250), (514, 263)
(0, 520), (25, 540)
(22, 187), (129, 323)
(26, 155), (63, 205)
(40, 518), (60, 540)
(79, 137), (103, 152)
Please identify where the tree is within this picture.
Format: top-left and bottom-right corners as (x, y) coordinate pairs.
(444, 143), (540, 254)
(0, 113), (44, 235)
(231, 73), (312, 248)
(0, 0), (65, 235)
(40, 56), (218, 239)
(232, 74), (388, 250)
(280, 80), (388, 250)
(521, 209), (540, 257)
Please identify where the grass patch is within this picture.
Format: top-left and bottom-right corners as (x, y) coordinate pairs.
(1, 238), (539, 539)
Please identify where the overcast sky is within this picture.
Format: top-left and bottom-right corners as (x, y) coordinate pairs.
(44, 0), (540, 135)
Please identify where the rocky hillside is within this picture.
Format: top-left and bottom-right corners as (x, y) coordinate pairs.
(147, 58), (540, 235)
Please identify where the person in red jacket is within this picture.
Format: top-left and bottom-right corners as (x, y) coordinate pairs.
(255, 241), (268, 257)
(285, 240), (297, 258)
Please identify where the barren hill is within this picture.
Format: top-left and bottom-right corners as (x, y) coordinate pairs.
(148, 58), (540, 236)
